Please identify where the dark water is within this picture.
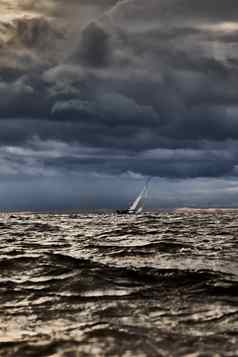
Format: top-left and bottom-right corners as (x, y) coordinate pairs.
(0, 210), (238, 356)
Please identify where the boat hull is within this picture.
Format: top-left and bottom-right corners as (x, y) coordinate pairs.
(116, 209), (136, 215)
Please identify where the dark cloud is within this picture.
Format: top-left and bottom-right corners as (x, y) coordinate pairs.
(71, 22), (112, 67)
(51, 92), (159, 126)
(168, 0), (238, 22)
(0, 75), (52, 118)
(109, 0), (238, 25)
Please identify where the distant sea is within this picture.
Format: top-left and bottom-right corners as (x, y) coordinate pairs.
(0, 210), (238, 356)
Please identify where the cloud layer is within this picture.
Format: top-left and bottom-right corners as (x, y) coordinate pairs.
(1, 0), (238, 208)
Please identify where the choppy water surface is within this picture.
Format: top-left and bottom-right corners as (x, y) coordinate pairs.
(0, 210), (238, 356)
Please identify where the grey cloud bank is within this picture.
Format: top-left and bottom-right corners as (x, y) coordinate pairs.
(0, 0), (238, 209)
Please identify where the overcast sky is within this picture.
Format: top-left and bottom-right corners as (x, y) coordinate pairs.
(1, 0), (238, 210)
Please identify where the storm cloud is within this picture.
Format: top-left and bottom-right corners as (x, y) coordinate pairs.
(1, 0), (238, 208)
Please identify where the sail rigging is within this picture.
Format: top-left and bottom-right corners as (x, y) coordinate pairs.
(127, 178), (151, 214)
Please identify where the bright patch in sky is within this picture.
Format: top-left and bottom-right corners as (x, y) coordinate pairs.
(203, 21), (238, 32)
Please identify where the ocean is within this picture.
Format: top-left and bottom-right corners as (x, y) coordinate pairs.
(0, 210), (238, 356)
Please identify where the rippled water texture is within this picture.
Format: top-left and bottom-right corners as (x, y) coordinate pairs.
(0, 210), (238, 356)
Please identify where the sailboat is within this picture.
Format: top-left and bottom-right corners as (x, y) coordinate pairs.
(117, 178), (151, 214)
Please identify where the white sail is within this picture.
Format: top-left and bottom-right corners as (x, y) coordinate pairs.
(128, 179), (150, 213)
